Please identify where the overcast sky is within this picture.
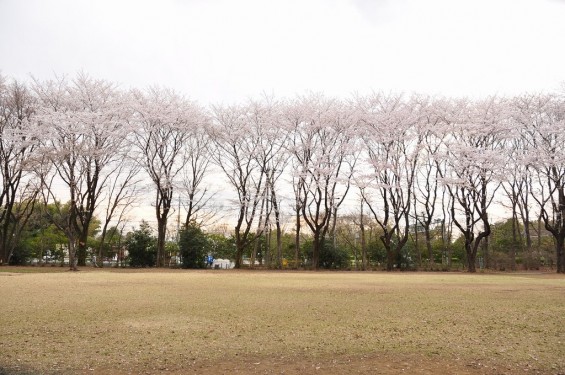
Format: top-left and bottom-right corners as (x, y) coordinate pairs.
(1, 0), (564, 105)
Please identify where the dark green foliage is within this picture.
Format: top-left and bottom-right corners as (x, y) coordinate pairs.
(11, 225), (66, 265)
(450, 236), (466, 265)
(367, 237), (386, 266)
(397, 239), (417, 270)
(304, 239), (350, 269)
(179, 224), (208, 269)
(126, 221), (157, 267)
(11, 202), (68, 265)
(8, 246), (28, 265)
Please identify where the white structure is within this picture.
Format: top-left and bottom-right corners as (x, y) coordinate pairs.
(212, 258), (234, 269)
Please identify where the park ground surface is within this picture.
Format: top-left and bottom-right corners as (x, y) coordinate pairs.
(0, 267), (563, 374)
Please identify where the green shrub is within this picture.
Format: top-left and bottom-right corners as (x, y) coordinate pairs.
(179, 224), (208, 269)
(303, 239), (350, 269)
(125, 221), (157, 267)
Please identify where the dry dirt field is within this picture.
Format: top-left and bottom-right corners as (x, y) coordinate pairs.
(0, 268), (563, 374)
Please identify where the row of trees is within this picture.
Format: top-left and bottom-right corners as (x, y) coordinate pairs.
(14, 205), (552, 272)
(1, 72), (564, 272)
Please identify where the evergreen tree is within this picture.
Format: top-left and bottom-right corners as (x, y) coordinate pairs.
(126, 221), (157, 267)
(179, 224), (208, 269)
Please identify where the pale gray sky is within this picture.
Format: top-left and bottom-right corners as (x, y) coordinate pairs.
(1, 0), (564, 103)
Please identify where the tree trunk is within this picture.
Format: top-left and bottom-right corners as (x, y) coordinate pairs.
(446, 219), (453, 269)
(482, 209), (490, 269)
(482, 235), (490, 269)
(312, 232), (321, 270)
(0, 217), (12, 264)
(537, 216), (542, 250)
(234, 239), (244, 269)
(511, 212), (518, 271)
(386, 247), (395, 271)
(556, 238), (565, 273)
(294, 207), (300, 269)
(267, 184), (283, 269)
(465, 240), (477, 273)
(77, 231), (89, 267)
(156, 217), (167, 267)
(251, 237), (259, 269)
(0, 236), (11, 265)
(250, 200), (266, 270)
(360, 220), (367, 271)
(382, 235), (394, 271)
(68, 239), (78, 271)
(273, 217), (281, 269)
(97, 223), (111, 268)
(265, 226), (271, 268)
(414, 219), (421, 268)
(425, 227), (433, 267)
(331, 207), (338, 253)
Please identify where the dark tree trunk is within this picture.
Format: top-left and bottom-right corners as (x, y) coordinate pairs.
(274, 209), (282, 269)
(77, 246), (86, 266)
(510, 214), (517, 271)
(267, 181), (283, 269)
(381, 235), (394, 271)
(424, 227), (433, 266)
(234, 240), (245, 269)
(360, 211), (367, 271)
(312, 231), (321, 270)
(156, 214), (168, 267)
(233, 206), (246, 269)
(556, 239), (565, 273)
(294, 208), (300, 269)
(386, 248), (395, 271)
(465, 240), (477, 273)
(414, 214), (421, 268)
(77, 230), (89, 266)
(68, 238), (78, 271)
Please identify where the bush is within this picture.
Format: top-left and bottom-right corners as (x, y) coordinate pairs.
(367, 239), (386, 267)
(8, 245), (29, 265)
(303, 239), (350, 269)
(179, 224), (208, 269)
(126, 221), (157, 267)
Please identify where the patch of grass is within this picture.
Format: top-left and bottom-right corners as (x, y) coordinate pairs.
(0, 265), (67, 274)
(0, 270), (563, 374)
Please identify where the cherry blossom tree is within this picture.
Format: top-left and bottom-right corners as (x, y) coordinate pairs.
(6, 67), (565, 273)
(0, 76), (41, 265)
(285, 94), (356, 270)
(247, 97), (289, 268)
(209, 103), (267, 268)
(179, 126), (215, 228)
(499, 130), (533, 270)
(96, 157), (142, 266)
(356, 93), (422, 271)
(411, 95), (445, 267)
(438, 97), (508, 272)
(33, 76), (79, 270)
(284, 102), (306, 269)
(129, 87), (205, 267)
(34, 73), (130, 269)
(514, 93), (565, 273)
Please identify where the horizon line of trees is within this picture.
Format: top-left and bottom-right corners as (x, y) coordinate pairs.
(1, 72), (564, 273)
(13, 209), (555, 272)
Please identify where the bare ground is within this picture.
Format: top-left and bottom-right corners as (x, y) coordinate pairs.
(0, 268), (563, 374)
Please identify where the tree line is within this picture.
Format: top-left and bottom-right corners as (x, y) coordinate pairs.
(1, 72), (564, 272)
